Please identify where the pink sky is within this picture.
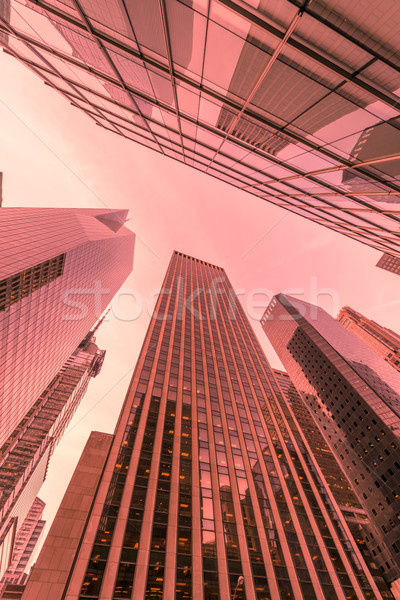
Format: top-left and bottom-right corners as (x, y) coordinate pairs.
(0, 47), (399, 562)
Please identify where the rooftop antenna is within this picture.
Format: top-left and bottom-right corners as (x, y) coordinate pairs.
(91, 308), (111, 336)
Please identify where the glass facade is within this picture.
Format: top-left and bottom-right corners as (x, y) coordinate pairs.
(261, 295), (400, 592)
(0, 254), (65, 312)
(273, 369), (389, 597)
(1, 0), (400, 260)
(22, 252), (387, 600)
(0, 332), (105, 579)
(0, 497), (45, 595)
(0, 207), (134, 450)
(273, 369), (361, 510)
(0, 207), (133, 582)
(337, 307), (400, 373)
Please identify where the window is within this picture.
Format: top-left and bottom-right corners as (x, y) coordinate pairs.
(0, 253), (65, 310)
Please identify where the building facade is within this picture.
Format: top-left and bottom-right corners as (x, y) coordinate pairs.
(261, 295), (400, 595)
(273, 369), (390, 591)
(377, 254), (400, 276)
(22, 252), (388, 600)
(0, 206), (134, 578)
(341, 120), (400, 204)
(0, 332), (106, 579)
(1, 1), (400, 261)
(337, 307), (400, 372)
(0, 496), (45, 595)
(0, 207), (134, 449)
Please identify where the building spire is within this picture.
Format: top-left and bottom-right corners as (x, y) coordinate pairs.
(90, 308), (111, 337)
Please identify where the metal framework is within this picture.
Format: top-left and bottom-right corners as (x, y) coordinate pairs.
(1, 0), (400, 258)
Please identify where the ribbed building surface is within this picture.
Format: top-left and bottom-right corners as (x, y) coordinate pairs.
(1, 1), (400, 261)
(261, 295), (400, 594)
(22, 253), (387, 600)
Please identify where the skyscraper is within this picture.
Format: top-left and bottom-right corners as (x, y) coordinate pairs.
(0, 207), (134, 448)
(0, 206), (134, 578)
(273, 369), (389, 589)
(337, 307), (400, 372)
(215, 0), (374, 158)
(273, 369), (368, 511)
(22, 252), (388, 600)
(261, 295), (400, 595)
(1, 1), (400, 261)
(0, 332), (105, 579)
(0, 497), (45, 594)
(341, 120), (400, 203)
(377, 253), (400, 277)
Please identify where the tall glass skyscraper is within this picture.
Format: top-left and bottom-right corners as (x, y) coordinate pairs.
(0, 332), (105, 579)
(0, 496), (46, 595)
(0, 1), (400, 261)
(337, 307), (400, 372)
(0, 207), (134, 580)
(0, 207), (134, 448)
(341, 120), (400, 204)
(272, 369), (363, 512)
(261, 295), (400, 596)
(273, 369), (391, 593)
(21, 253), (388, 600)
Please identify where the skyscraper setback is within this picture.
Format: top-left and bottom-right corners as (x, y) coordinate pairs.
(261, 295), (400, 596)
(22, 253), (387, 600)
(1, 0), (400, 263)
